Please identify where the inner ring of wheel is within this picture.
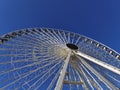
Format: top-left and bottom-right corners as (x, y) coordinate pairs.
(66, 43), (78, 50)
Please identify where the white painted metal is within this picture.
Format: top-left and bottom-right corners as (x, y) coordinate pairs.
(0, 28), (120, 89)
(55, 50), (71, 90)
(76, 55), (118, 90)
(74, 51), (120, 75)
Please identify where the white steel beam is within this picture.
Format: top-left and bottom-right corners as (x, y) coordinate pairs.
(76, 56), (118, 90)
(74, 51), (120, 75)
(55, 50), (71, 90)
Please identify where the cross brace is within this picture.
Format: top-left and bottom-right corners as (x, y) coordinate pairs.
(64, 80), (83, 84)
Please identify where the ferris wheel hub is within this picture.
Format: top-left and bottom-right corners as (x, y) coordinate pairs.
(66, 43), (78, 50)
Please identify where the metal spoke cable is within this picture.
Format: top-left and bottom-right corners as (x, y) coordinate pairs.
(40, 28), (64, 45)
(1, 57), (64, 90)
(80, 62), (103, 90)
(0, 28), (120, 90)
(78, 56), (118, 90)
(28, 60), (63, 90)
(0, 55), (64, 78)
(74, 68), (88, 90)
(77, 61), (94, 89)
(16, 60), (63, 90)
(47, 64), (63, 90)
(0, 50), (61, 65)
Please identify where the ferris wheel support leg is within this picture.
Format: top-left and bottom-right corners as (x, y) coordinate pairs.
(74, 51), (120, 75)
(55, 51), (71, 90)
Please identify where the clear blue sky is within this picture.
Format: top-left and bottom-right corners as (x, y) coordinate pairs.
(0, 0), (120, 53)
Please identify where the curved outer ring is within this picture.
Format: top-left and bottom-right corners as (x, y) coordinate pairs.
(0, 27), (120, 60)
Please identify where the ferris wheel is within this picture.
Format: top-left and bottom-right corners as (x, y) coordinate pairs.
(0, 28), (120, 90)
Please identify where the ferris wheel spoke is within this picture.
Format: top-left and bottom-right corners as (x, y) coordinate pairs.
(6, 40), (41, 50)
(75, 67), (89, 90)
(57, 30), (67, 44)
(0, 53), (59, 67)
(68, 64), (73, 90)
(50, 29), (65, 46)
(0, 44), (57, 57)
(15, 60), (63, 90)
(40, 28), (64, 45)
(23, 28), (60, 45)
(11, 36), (56, 48)
(0, 28), (120, 89)
(75, 35), (82, 45)
(77, 62), (94, 90)
(78, 56), (118, 90)
(0, 43), (39, 50)
(0, 54), (63, 75)
(0, 52), (48, 57)
(28, 60), (63, 90)
(74, 68), (88, 90)
(1, 58), (59, 86)
(1, 57), (64, 90)
(19, 35), (43, 45)
(71, 33), (76, 44)
(35, 63), (62, 90)
(0, 60), (59, 86)
(67, 32), (70, 43)
(26, 28), (61, 42)
(61, 30), (68, 43)
(40, 28), (60, 42)
(0, 35), (62, 50)
(52, 29), (66, 44)
(14, 36), (45, 46)
(80, 62), (103, 90)
(47, 65), (63, 90)
(44, 28), (64, 45)
(68, 64), (72, 90)
(25, 32), (59, 46)
(0, 55), (64, 77)
(10, 32), (59, 47)
(70, 64), (79, 89)
(3, 62), (61, 90)
(29, 29), (57, 43)
(106, 74), (120, 83)
(0, 49), (61, 64)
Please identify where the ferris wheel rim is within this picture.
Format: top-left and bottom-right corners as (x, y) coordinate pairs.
(0, 27), (120, 60)
(0, 27), (120, 90)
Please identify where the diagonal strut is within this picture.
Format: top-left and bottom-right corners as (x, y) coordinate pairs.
(73, 51), (120, 75)
(55, 50), (72, 90)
